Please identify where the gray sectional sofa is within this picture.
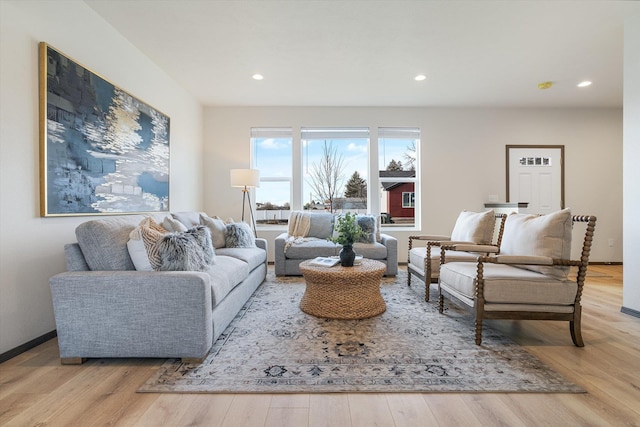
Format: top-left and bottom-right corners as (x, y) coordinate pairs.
(274, 211), (398, 276)
(49, 211), (267, 364)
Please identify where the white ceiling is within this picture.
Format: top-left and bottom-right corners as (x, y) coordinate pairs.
(84, 0), (633, 108)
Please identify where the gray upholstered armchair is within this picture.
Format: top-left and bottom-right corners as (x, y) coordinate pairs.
(438, 209), (596, 346)
(275, 211), (398, 276)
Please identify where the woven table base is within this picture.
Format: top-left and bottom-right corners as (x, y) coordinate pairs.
(299, 259), (386, 319)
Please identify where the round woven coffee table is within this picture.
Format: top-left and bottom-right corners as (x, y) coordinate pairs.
(299, 259), (387, 320)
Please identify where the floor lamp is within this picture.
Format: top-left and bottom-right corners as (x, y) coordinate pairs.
(230, 169), (260, 236)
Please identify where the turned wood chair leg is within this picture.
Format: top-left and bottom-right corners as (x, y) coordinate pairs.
(407, 270), (412, 287)
(570, 305), (585, 347)
(438, 293), (444, 314)
(425, 282), (430, 302)
(474, 319), (483, 345)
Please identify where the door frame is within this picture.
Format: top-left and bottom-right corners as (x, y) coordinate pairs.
(506, 145), (565, 209)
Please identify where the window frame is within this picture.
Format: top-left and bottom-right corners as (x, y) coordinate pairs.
(251, 126), (420, 230)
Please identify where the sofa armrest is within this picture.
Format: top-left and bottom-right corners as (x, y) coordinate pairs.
(380, 233), (398, 276)
(274, 233), (290, 276)
(255, 237), (267, 251)
(50, 271), (213, 360)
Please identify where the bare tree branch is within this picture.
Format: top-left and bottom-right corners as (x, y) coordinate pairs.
(307, 141), (346, 213)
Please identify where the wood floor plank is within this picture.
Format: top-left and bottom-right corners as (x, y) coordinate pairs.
(348, 393), (395, 427)
(308, 393), (351, 427)
(265, 407), (309, 427)
(1, 265), (638, 427)
(220, 394), (272, 427)
(385, 392), (438, 426)
(421, 394), (481, 425)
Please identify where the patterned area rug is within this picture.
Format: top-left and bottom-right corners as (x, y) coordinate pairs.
(138, 270), (584, 393)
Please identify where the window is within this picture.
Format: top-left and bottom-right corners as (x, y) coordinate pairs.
(301, 127), (369, 212)
(251, 128), (292, 225)
(378, 127), (419, 226)
(251, 126), (420, 228)
(402, 192), (415, 208)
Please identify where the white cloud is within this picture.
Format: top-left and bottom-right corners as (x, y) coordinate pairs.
(260, 138), (287, 149)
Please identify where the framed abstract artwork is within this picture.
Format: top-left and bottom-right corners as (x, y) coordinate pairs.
(38, 42), (170, 216)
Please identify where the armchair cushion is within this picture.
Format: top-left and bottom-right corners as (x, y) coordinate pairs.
(409, 246), (479, 278)
(450, 210), (496, 245)
(307, 213), (334, 238)
(440, 262), (578, 306)
(500, 208), (572, 279)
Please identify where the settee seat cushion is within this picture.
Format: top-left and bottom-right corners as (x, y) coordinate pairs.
(440, 262), (578, 306)
(409, 247), (479, 277)
(284, 239), (388, 260)
(285, 240), (341, 259)
(216, 247), (267, 271)
(353, 241), (388, 260)
(206, 255), (250, 306)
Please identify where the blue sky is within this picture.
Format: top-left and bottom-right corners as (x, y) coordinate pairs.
(253, 137), (414, 207)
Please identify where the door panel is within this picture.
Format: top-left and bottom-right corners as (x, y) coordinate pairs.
(507, 146), (564, 215)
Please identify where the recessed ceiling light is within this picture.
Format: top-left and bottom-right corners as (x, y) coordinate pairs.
(252, 74), (264, 81)
(414, 74), (426, 81)
(577, 81), (592, 88)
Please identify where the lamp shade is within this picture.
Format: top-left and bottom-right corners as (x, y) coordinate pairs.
(230, 169), (260, 188)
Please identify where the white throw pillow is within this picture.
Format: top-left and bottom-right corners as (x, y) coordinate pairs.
(500, 208), (573, 279)
(162, 215), (188, 232)
(450, 210), (496, 244)
(200, 214), (227, 249)
(126, 235), (153, 271)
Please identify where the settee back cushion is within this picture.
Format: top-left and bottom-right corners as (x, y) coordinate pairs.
(450, 210), (496, 244)
(500, 208), (573, 279)
(307, 213), (334, 238)
(76, 216), (145, 270)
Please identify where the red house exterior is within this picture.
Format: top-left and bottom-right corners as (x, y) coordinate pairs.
(380, 170), (415, 219)
(386, 182), (415, 218)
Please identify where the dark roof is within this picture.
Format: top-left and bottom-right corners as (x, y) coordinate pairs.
(379, 170), (415, 191)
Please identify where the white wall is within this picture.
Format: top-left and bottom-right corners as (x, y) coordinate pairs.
(623, 13), (640, 314)
(204, 107), (622, 264)
(0, 1), (204, 354)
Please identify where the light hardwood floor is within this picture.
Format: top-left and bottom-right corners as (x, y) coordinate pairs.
(1, 265), (638, 426)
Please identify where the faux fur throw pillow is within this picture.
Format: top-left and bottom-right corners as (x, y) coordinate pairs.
(225, 222), (256, 248)
(356, 215), (377, 244)
(156, 226), (215, 271)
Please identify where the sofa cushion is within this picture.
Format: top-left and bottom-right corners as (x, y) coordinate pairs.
(450, 210), (496, 245)
(171, 211), (206, 227)
(225, 222), (256, 248)
(162, 215), (188, 232)
(200, 214), (227, 249)
(440, 262), (578, 306)
(215, 246), (266, 271)
(500, 208), (572, 279)
(206, 255), (250, 306)
(76, 215), (145, 270)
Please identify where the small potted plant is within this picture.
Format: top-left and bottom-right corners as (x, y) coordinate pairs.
(330, 212), (365, 267)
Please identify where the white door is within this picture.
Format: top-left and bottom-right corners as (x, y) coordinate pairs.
(507, 146), (564, 215)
